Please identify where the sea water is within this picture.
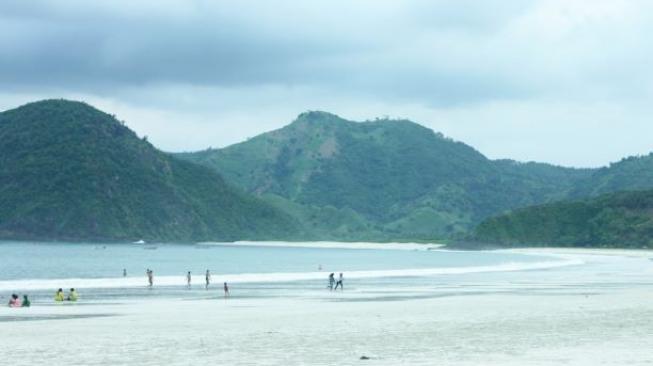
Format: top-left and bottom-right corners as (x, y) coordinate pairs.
(0, 241), (581, 302)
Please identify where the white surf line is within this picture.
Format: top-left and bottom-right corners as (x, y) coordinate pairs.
(0, 259), (582, 291)
(503, 247), (653, 259)
(197, 241), (446, 251)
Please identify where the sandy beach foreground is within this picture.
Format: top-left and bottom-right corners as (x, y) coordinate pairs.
(1, 248), (652, 365)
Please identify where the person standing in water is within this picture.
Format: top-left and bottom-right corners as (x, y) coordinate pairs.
(186, 271), (192, 288)
(146, 269), (153, 287)
(123, 269), (127, 277)
(223, 282), (229, 298)
(205, 270), (211, 290)
(328, 273), (335, 290)
(334, 273), (344, 291)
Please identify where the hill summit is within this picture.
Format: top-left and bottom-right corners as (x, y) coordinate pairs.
(180, 111), (590, 240)
(0, 99), (298, 241)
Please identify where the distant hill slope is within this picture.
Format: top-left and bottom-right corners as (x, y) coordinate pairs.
(571, 154), (653, 198)
(179, 111), (591, 240)
(0, 100), (298, 242)
(472, 190), (653, 248)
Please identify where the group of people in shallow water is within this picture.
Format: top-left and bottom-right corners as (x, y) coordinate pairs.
(6, 288), (77, 308)
(146, 269), (230, 297)
(54, 288), (79, 302)
(328, 272), (344, 291)
(8, 268), (343, 308)
(7, 294), (30, 307)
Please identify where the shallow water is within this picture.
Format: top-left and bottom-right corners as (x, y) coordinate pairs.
(0, 240), (564, 302)
(0, 241), (546, 280)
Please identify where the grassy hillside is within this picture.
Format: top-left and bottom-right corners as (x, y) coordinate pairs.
(0, 100), (299, 242)
(180, 111), (591, 240)
(472, 190), (653, 248)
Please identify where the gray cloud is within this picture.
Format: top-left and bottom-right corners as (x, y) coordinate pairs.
(1, 0), (653, 167)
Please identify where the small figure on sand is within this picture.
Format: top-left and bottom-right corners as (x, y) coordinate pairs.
(22, 295), (30, 307)
(205, 270), (211, 289)
(187, 271), (192, 288)
(328, 273), (335, 290)
(146, 269), (153, 287)
(67, 288), (79, 302)
(54, 288), (65, 302)
(123, 268), (127, 277)
(334, 273), (344, 291)
(8, 294), (21, 307)
(223, 282), (230, 298)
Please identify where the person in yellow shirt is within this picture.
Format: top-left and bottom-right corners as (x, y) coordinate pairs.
(67, 288), (79, 302)
(54, 288), (65, 302)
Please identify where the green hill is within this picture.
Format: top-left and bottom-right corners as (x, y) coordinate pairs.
(0, 99), (299, 242)
(472, 190), (653, 248)
(179, 111), (591, 240)
(571, 154), (653, 197)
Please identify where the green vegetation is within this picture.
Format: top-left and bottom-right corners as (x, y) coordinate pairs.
(0, 100), (299, 242)
(472, 190), (653, 248)
(6, 100), (653, 246)
(571, 154), (653, 198)
(179, 111), (592, 241)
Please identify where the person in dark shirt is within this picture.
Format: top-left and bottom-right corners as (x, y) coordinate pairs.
(334, 273), (344, 290)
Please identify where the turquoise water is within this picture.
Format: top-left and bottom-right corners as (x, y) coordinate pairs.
(0, 241), (546, 281)
(0, 241), (575, 303)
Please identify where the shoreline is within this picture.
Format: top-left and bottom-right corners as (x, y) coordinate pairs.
(504, 246), (653, 258)
(203, 240), (446, 251)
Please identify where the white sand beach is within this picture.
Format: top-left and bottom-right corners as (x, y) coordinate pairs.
(1, 247), (653, 365)
(1, 288), (652, 365)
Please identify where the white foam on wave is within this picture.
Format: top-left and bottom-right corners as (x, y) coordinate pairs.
(0, 258), (583, 291)
(198, 241), (445, 251)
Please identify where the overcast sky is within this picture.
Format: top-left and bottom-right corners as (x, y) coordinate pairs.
(1, 0), (652, 167)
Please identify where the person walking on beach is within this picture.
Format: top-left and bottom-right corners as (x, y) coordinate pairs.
(223, 282), (230, 298)
(146, 269), (153, 287)
(205, 270), (211, 289)
(187, 271), (192, 288)
(334, 273), (344, 291)
(328, 273), (335, 290)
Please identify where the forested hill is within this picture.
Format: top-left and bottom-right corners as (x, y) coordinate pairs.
(179, 111), (591, 240)
(6, 100), (653, 245)
(0, 100), (299, 242)
(472, 189), (653, 248)
(571, 154), (653, 198)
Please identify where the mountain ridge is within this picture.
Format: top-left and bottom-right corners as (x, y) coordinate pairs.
(5, 99), (653, 245)
(179, 111), (593, 240)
